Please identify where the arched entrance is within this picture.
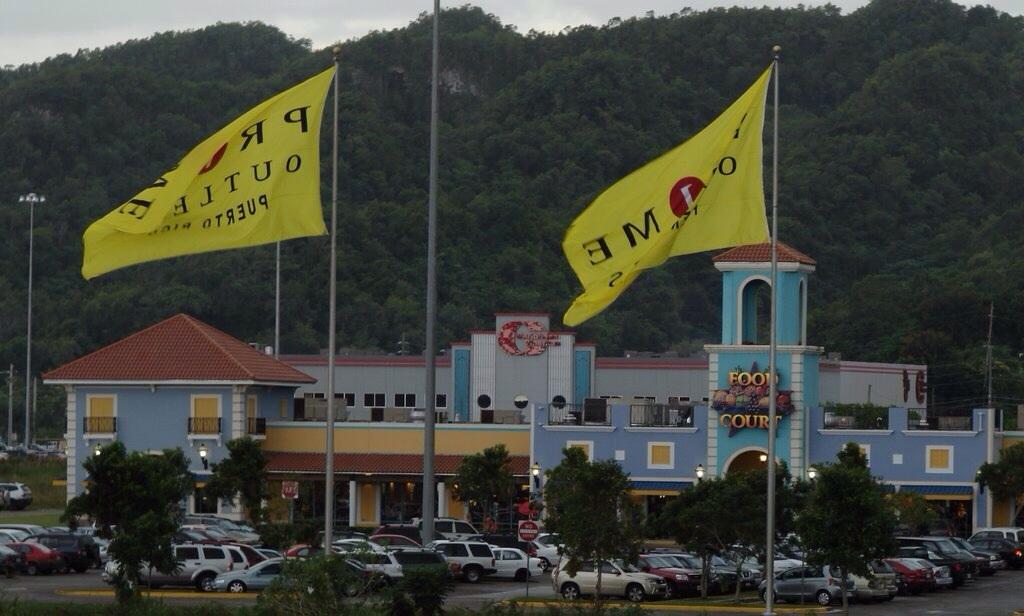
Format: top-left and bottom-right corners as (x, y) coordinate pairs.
(725, 448), (769, 474)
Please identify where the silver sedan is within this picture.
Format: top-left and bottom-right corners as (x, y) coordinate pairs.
(212, 558), (284, 593)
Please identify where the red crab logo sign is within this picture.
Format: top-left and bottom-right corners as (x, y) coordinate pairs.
(497, 321), (560, 356)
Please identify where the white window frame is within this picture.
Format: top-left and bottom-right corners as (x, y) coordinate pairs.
(364, 393), (385, 408)
(925, 445), (954, 474)
(334, 392), (355, 408)
(435, 393), (448, 409)
(188, 394), (223, 444)
(393, 393), (417, 408)
(566, 440), (594, 462)
(646, 441), (675, 470)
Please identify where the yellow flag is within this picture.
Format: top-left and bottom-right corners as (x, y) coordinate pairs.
(81, 67), (335, 279)
(562, 67), (772, 326)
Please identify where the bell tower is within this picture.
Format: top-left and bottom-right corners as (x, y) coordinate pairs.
(703, 243), (822, 479)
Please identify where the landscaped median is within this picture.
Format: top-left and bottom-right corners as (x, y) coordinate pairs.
(56, 589), (256, 601)
(505, 596), (827, 615)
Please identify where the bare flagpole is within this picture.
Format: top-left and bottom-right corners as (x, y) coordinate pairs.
(764, 44), (781, 616)
(421, 0), (441, 546)
(324, 47), (341, 550)
(274, 241), (281, 358)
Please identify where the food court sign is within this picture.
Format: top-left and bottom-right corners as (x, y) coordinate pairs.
(711, 363), (795, 436)
(497, 321), (560, 356)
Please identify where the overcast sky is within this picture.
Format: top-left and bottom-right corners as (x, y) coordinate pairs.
(2, 0), (1021, 67)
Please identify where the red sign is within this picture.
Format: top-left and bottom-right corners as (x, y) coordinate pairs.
(517, 519), (540, 542)
(281, 480), (299, 500)
(497, 321), (560, 356)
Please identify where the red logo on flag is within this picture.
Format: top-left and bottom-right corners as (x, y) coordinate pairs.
(199, 143), (228, 174)
(669, 176), (706, 218)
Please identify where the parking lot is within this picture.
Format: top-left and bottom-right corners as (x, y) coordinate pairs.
(2, 566), (1022, 614)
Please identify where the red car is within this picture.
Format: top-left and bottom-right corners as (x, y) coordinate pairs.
(8, 542), (64, 575)
(284, 544), (322, 559)
(884, 558), (933, 595)
(368, 534), (422, 550)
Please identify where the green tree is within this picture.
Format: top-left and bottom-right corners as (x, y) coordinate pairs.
(62, 442), (192, 603)
(977, 442), (1024, 525)
(891, 491), (939, 535)
(204, 436), (269, 524)
(451, 444), (514, 526)
(259, 553), (374, 615)
(543, 447), (641, 608)
(797, 443), (898, 613)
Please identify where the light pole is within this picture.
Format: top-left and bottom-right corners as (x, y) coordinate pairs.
(2, 365), (12, 444)
(18, 192), (44, 447)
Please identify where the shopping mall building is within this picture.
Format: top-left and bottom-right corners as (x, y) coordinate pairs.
(46, 243), (1023, 535)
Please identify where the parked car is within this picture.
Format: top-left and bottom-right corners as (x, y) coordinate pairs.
(332, 538), (386, 554)
(636, 554), (700, 598)
(884, 558), (934, 595)
(391, 548), (454, 577)
(950, 537), (1003, 575)
(372, 524), (421, 545)
(0, 524), (44, 537)
(283, 544), (321, 559)
(0, 483), (33, 510)
(0, 544), (25, 574)
(758, 565), (853, 606)
(847, 560), (897, 602)
(129, 544), (234, 591)
(526, 538), (562, 571)
(349, 550), (404, 582)
(897, 537), (976, 585)
(173, 528), (225, 545)
(491, 547), (545, 581)
(426, 540), (496, 583)
(552, 558), (668, 602)
(659, 553), (732, 594)
(230, 543), (267, 568)
(181, 516), (260, 545)
(7, 542), (64, 575)
(212, 558), (283, 593)
(315, 529), (369, 547)
(369, 534), (422, 551)
(970, 536), (1024, 569)
(257, 548), (282, 560)
(417, 518), (479, 541)
(0, 529), (30, 544)
(912, 558), (952, 589)
(31, 533), (100, 572)
(181, 525), (237, 545)
(969, 527), (1024, 546)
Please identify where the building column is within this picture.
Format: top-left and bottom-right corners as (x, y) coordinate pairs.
(231, 386), (245, 440)
(348, 480), (358, 528)
(706, 352), (719, 477)
(436, 481), (447, 518)
(65, 386), (77, 503)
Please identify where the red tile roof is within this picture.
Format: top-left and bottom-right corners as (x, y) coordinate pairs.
(43, 314), (315, 384)
(266, 452), (530, 477)
(712, 242), (816, 265)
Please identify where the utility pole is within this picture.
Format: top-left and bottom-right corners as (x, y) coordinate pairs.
(985, 302), (994, 411)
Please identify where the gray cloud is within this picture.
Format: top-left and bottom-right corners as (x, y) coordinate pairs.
(2, 0), (1020, 67)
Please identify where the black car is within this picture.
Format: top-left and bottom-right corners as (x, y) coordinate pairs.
(391, 548), (453, 578)
(372, 524), (422, 545)
(473, 533), (531, 552)
(970, 537), (1024, 569)
(897, 537), (976, 586)
(31, 534), (100, 572)
(950, 537), (1001, 576)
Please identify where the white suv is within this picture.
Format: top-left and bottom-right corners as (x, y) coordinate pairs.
(418, 518), (479, 541)
(970, 527), (1024, 545)
(0, 483), (33, 510)
(427, 540), (496, 582)
(552, 559), (668, 602)
(103, 544), (234, 592)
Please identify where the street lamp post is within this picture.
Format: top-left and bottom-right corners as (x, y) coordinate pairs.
(695, 464), (706, 483)
(18, 192), (44, 447)
(530, 462), (541, 496)
(807, 467), (817, 481)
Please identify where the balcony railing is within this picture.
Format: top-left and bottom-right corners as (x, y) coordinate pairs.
(83, 416), (117, 434)
(547, 402), (611, 426)
(906, 411), (972, 431)
(629, 404), (694, 428)
(246, 417), (267, 435)
(188, 417), (221, 435)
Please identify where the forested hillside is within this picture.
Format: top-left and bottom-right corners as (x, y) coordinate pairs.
(1, 0), (1023, 436)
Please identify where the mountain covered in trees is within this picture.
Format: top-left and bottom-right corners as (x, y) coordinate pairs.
(1, 0), (1023, 436)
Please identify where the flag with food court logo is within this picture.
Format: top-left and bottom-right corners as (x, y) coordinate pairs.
(562, 67), (772, 326)
(81, 67), (335, 279)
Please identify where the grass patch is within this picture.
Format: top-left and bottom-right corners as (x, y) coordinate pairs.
(0, 510), (62, 525)
(0, 458), (65, 509)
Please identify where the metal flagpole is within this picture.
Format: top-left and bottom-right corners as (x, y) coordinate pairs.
(764, 45), (781, 616)
(420, 0), (441, 546)
(6, 365), (12, 444)
(274, 242), (281, 358)
(324, 47), (341, 551)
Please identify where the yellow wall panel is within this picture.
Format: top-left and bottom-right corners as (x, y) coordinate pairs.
(88, 396), (114, 418)
(263, 425), (530, 456)
(193, 396), (218, 418)
(650, 445), (671, 466)
(358, 483), (377, 526)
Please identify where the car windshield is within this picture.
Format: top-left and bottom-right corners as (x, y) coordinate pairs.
(676, 555), (701, 568)
(711, 556), (730, 567)
(933, 539), (959, 554)
(869, 560), (893, 574)
(613, 561), (640, 573)
(643, 556), (674, 568)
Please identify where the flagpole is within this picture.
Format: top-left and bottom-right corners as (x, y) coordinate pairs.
(324, 47), (340, 551)
(274, 241), (281, 358)
(764, 44), (781, 616)
(420, 0), (441, 546)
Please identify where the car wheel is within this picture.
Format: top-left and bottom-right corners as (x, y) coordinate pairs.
(539, 558), (551, 572)
(196, 572), (216, 592)
(760, 589), (775, 603)
(26, 563), (38, 576)
(227, 580), (246, 593)
(463, 565), (482, 583)
(626, 583), (646, 603)
(561, 582), (581, 600)
(74, 565), (88, 574)
(815, 590), (832, 606)
(514, 568), (528, 582)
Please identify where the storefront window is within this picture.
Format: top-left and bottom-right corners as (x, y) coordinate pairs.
(194, 486), (218, 514)
(294, 479), (350, 526)
(381, 481), (423, 523)
(931, 499), (972, 538)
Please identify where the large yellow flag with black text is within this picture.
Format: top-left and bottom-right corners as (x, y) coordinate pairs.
(562, 67), (772, 326)
(81, 67), (335, 279)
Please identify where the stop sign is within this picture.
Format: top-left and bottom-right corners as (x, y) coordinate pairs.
(517, 519), (540, 542)
(281, 480), (299, 500)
